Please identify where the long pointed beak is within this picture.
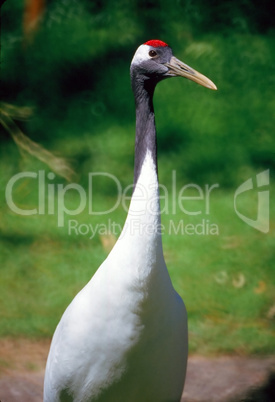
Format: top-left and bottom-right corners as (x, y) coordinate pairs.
(165, 56), (217, 90)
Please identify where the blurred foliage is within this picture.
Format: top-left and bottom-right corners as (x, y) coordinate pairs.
(1, 0), (275, 188)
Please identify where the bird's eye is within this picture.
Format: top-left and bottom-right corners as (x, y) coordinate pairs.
(149, 50), (157, 58)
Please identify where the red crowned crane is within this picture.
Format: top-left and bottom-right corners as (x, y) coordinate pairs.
(44, 40), (217, 402)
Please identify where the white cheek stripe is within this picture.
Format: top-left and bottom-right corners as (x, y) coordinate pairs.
(131, 45), (151, 65)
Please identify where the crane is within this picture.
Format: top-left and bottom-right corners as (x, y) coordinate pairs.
(44, 39), (217, 402)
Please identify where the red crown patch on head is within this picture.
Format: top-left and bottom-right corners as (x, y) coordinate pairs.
(144, 40), (169, 48)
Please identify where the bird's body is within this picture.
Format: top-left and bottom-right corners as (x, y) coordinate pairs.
(44, 40), (216, 402)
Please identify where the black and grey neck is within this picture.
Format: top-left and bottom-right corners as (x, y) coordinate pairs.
(131, 72), (159, 187)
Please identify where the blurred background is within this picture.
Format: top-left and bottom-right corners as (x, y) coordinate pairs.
(0, 0), (274, 356)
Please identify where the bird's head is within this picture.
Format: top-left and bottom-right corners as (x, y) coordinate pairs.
(130, 39), (217, 90)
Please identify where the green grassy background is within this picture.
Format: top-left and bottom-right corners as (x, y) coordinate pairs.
(0, 0), (274, 355)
